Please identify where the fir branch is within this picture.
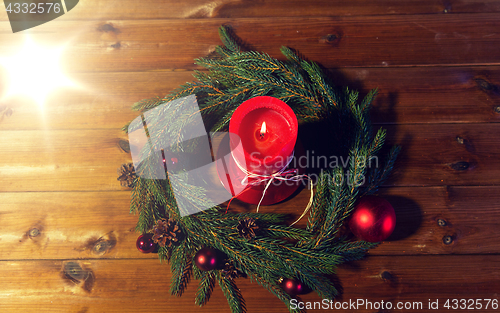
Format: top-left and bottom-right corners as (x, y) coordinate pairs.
(300, 59), (338, 108)
(297, 271), (338, 300)
(215, 44), (234, 58)
(217, 271), (246, 313)
(305, 171), (332, 234)
(318, 237), (377, 260)
(194, 210), (289, 225)
(170, 244), (193, 296)
(264, 225), (311, 241)
(280, 46), (302, 66)
(130, 178), (165, 233)
(379, 145), (401, 183)
(367, 128), (387, 158)
(218, 26), (241, 54)
(364, 145), (401, 195)
(195, 271), (216, 307)
(158, 245), (174, 263)
(192, 261), (204, 280)
(132, 96), (164, 112)
(360, 88), (378, 114)
(305, 168), (356, 249)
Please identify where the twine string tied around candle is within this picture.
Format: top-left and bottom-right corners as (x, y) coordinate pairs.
(228, 152), (313, 226)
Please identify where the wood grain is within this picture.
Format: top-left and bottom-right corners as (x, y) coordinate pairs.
(1, 66), (500, 131)
(0, 191), (150, 260)
(1, 0), (500, 21)
(340, 66), (500, 125)
(0, 186), (499, 260)
(0, 124), (498, 192)
(1, 14), (500, 72)
(0, 129), (129, 192)
(383, 123), (500, 186)
(0, 256), (498, 312)
(373, 186), (500, 255)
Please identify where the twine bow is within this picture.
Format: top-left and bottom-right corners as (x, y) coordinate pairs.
(228, 152), (314, 226)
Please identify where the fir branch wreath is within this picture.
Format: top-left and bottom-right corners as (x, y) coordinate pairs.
(123, 26), (400, 313)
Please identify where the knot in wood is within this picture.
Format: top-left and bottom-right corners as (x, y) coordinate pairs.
(450, 161), (469, 171)
(381, 271), (394, 281)
(494, 106), (500, 114)
(474, 78), (493, 91)
(437, 219), (447, 227)
(92, 240), (109, 255)
(64, 262), (86, 282)
(98, 23), (120, 34)
(320, 33), (341, 45)
(443, 235), (453, 245)
(119, 139), (130, 152)
(325, 34), (337, 42)
(28, 228), (40, 238)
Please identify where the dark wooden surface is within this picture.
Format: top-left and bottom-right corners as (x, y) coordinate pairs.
(1, 1), (500, 312)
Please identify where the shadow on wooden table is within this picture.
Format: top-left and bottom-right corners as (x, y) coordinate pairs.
(384, 195), (423, 241)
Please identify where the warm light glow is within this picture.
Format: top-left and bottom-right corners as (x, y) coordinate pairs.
(360, 213), (369, 224)
(358, 211), (373, 227)
(260, 122), (267, 137)
(0, 37), (76, 107)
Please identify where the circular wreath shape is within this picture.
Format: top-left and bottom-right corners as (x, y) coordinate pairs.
(124, 26), (399, 313)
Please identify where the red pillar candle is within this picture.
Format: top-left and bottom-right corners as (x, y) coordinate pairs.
(217, 96), (302, 205)
(229, 96), (298, 175)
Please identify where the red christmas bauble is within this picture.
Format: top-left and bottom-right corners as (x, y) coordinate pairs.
(349, 196), (396, 242)
(136, 234), (156, 253)
(281, 278), (309, 296)
(195, 247), (219, 271)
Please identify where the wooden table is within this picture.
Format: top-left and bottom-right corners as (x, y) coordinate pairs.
(1, 1), (500, 312)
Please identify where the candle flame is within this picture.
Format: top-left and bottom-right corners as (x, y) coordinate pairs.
(260, 122), (267, 137)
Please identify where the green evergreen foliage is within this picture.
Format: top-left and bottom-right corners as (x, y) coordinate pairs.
(125, 26), (399, 313)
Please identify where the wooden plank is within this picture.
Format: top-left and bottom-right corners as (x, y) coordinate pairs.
(333, 255), (500, 312)
(1, 66), (499, 131)
(1, 186), (499, 260)
(1, 0), (500, 21)
(0, 256), (498, 312)
(372, 186), (500, 255)
(338, 66), (500, 125)
(383, 123), (500, 186)
(0, 191), (152, 260)
(0, 129), (129, 192)
(0, 124), (499, 191)
(1, 14), (500, 72)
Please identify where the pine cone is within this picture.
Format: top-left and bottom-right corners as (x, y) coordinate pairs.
(237, 217), (259, 240)
(152, 218), (181, 247)
(117, 163), (137, 187)
(221, 262), (240, 280)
